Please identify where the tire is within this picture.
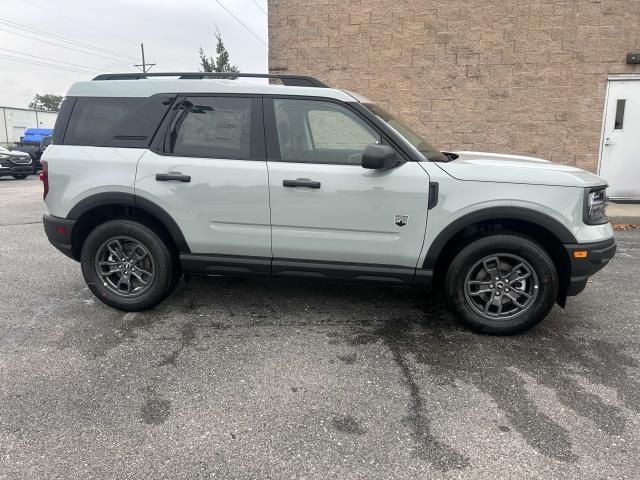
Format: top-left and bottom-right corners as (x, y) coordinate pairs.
(444, 233), (558, 335)
(12, 174), (28, 179)
(29, 154), (38, 174)
(81, 219), (179, 311)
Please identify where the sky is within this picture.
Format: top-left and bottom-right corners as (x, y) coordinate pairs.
(0, 0), (268, 109)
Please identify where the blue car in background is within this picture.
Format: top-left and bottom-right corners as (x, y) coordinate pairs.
(22, 128), (53, 144)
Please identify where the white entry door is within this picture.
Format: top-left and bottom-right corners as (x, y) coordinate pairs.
(599, 79), (640, 200)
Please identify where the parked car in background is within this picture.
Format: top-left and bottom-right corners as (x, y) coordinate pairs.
(12, 128), (54, 172)
(41, 135), (53, 149)
(0, 145), (34, 179)
(42, 72), (616, 334)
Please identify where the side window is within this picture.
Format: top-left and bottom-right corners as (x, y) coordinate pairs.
(168, 96), (251, 159)
(273, 99), (380, 165)
(52, 97), (75, 145)
(63, 97), (144, 146)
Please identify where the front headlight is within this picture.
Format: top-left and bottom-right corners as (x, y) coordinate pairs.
(583, 186), (609, 225)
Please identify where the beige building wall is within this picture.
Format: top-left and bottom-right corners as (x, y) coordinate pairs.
(268, 0), (640, 172)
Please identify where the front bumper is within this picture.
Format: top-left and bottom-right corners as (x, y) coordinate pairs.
(0, 162), (33, 176)
(564, 237), (616, 296)
(43, 214), (77, 260)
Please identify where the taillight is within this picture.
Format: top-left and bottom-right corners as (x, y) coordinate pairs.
(40, 160), (49, 200)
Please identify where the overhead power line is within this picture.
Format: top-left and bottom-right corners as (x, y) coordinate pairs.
(0, 18), (177, 72)
(0, 54), (98, 75)
(250, 0), (267, 15)
(19, 0), (177, 71)
(0, 47), (104, 72)
(21, 0), (142, 50)
(0, 26), (134, 66)
(0, 18), (139, 62)
(213, 0), (267, 48)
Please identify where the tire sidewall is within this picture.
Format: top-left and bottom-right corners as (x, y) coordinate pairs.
(81, 220), (175, 311)
(445, 234), (558, 334)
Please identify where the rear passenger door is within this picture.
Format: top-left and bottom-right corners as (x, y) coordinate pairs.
(135, 95), (271, 266)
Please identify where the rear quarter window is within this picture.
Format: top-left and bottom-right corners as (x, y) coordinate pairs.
(62, 95), (174, 148)
(51, 97), (75, 145)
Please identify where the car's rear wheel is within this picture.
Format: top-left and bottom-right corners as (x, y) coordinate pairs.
(81, 219), (179, 311)
(12, 174), (28, 179)
(444, 233), (558, 334)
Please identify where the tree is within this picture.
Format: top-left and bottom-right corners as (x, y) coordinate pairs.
(199, 32), (239, 74)
(28, 93), (63, 112)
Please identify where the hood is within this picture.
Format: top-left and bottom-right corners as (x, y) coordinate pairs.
(0, 148), (31, 158)
(10, 150), (32, 158)
(437, 151), (606, 188)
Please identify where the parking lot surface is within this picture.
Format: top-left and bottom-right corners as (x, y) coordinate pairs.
(1, 176), (639, 479)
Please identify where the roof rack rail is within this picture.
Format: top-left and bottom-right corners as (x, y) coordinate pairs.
(91, 72), (329, 88)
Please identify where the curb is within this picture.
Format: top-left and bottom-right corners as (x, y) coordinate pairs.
(610, 215), (640, 225)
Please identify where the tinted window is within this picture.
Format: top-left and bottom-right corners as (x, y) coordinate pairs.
(64, 97), (144, 146)
(107, 95), (175, 147)
(614, 99), (626, 130)
(52, 97), (75, 145)
(168, 97), (251, 159)
(273, 99), (379, 165)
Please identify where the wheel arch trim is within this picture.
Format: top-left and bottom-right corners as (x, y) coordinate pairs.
(422, 206), (578, 270)
(66, 192), (191, 253)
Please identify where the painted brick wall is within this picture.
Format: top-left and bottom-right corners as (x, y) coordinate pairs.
(268, 0), (640, 172)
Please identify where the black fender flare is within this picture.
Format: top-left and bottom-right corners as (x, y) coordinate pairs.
(422, 206), (577, 270)
(67, 192), (190, 253)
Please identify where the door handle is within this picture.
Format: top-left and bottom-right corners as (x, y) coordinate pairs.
(156, 173), (191, 182)
(283, 179), (321, 189)
(604, 137), (614, 146)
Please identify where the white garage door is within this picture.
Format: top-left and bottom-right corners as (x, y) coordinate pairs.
(12, 126), (25, 143)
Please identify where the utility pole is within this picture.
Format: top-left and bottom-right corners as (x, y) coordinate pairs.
(134, 43), (155, 73)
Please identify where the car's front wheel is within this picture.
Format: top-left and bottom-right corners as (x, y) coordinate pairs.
(444, 233), (558, 334)
(12, 174), (28, 179)
(81, 219), (179, 311)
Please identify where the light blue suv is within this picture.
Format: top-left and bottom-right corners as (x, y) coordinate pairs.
(42, 72), (616, 334)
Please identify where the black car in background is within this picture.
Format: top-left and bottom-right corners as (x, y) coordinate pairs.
(0, 145), (34, 179)
(11, 135), (52, 172)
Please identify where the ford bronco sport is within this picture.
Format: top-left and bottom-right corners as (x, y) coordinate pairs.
(42, 73), (616, 334)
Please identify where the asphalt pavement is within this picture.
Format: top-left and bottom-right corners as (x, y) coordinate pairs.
(1, 176), (639, 479)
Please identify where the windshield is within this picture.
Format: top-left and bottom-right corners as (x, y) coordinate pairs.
(365, 104), (448, 162)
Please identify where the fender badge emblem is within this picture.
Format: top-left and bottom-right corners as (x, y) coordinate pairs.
(394, 214), (409, 227)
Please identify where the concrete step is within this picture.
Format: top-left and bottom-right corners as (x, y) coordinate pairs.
(607, 203), (640, 225)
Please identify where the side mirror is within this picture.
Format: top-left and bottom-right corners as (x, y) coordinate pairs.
(361, 144), (402, 169)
